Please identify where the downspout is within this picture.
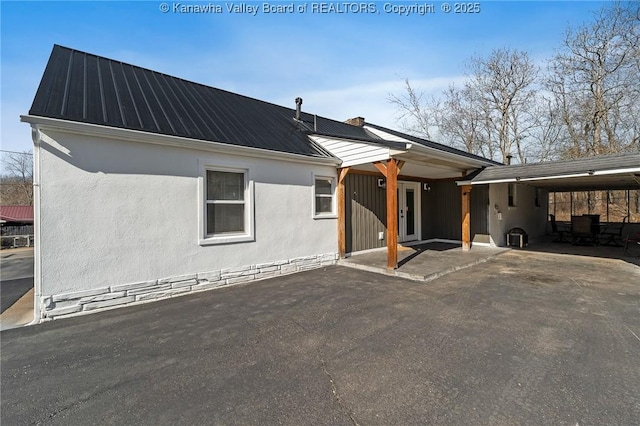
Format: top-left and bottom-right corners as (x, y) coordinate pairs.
(28, 125), (43, 324)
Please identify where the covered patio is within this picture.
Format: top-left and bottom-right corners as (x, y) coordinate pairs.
(339, 233), (640, 283)
(460, 152), (640, 250)
(310, 120), (499, 270)
(339, 241), (508, 281)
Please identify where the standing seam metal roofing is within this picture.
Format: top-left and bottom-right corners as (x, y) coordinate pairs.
(29, 45), (500, 166)
(29, 45), (334, 159)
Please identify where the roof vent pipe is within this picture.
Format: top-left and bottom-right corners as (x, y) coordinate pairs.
(295, 97), (303, 120)
(506, 154), (512, 165)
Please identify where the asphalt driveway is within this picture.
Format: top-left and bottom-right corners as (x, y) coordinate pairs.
(0, 248), (34, 314)
(2, 251), (639, 425)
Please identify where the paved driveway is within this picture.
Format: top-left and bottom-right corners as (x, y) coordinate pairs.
(1, 248), (34, 312)
(2, 251), (639, 425)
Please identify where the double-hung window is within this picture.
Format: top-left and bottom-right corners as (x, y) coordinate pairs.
(202, 168), (253, 244)
(314, 176), (336, 217)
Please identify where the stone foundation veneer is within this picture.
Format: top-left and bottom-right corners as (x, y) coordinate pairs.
(40, 253), (338, 320)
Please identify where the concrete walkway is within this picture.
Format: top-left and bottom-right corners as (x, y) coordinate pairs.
(339, 241), (509, 281)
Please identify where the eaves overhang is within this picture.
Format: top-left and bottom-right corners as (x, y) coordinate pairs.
(469, 167), (640, 186)
(307, 131), (409, 150)
(406, 143), (497, 170)
(21, 115), (342, 167)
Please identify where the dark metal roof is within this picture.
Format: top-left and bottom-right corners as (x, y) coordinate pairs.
(29, 45), (333, 159)
(28, 45), (501, 167)
(468, 153), (640, 191)
(364, 123), (503, 165)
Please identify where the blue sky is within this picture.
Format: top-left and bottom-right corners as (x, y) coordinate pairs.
(1, 0), (608, 157)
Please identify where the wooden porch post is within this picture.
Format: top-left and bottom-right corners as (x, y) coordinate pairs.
(386, 159), (398, 269)
(337, 167), (350, 258)
(461, 185), (472, 251)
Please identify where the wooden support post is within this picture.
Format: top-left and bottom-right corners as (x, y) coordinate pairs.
(386, 158), (398, 269)
(373, 161), (388, 177)
(337, 167), (350, 258)
(461, 185), (472, 251)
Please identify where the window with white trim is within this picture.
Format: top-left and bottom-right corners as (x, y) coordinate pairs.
(314, 176), (335, 217)
(202, 168), (253, 244)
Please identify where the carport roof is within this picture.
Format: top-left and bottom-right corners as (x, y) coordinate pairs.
(459, 153), (640, 191)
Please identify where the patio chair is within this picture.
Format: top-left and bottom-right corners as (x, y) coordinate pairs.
(623, 231), (640, 256)
(549, 214), (569, 243)
(571, 215), (597, 246)
(600, 216), (628, 247)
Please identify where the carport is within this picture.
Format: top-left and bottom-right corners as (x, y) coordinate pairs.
(459, 153), (640, 251)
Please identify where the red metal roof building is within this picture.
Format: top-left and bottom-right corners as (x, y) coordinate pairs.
(0, 206), (34, 223)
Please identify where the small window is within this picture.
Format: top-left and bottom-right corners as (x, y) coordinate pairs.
(535, 188), (541, 207)
(314, 176), (335, 217)
(508, 183), (516, 207)
(206, 170), (246, 235)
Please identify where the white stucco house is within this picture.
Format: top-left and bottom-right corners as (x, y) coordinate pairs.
(24, 45), (581, 322)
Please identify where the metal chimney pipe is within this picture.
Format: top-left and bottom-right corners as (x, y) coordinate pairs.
(295, 97), (303, 120)
(506, 154), (512, 165)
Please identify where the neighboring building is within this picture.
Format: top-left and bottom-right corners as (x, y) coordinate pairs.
(23, 45), (547, 322)
(0, 205), (33, 225)
(0, 205), (34, 248)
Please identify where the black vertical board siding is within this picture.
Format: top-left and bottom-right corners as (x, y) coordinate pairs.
(421, 185), (436, 239)
(431, 181), (461, 240)
(470, 185), (489, 236)
(346, 174), (386, 252)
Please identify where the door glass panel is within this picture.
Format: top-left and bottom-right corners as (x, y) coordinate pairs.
(406, 189), (415, 235)
(397, 188), (400, 236)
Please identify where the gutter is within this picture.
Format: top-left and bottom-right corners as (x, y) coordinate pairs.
(28, 125), (43, 325)
(20, 115), (342, 167)
(467, 167), (640, 186)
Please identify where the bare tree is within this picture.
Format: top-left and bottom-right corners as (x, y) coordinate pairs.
(388, 79), (439, 139)
(546, 2), (640, 158)
(1, 151), (33, 206)
(390, 49), (539, 163)
(466, 48), (539, 163)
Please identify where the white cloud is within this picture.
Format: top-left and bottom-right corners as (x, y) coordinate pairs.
(269, 75), (466, 130)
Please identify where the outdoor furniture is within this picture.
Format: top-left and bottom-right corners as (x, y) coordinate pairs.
(600, 216), (628, 247)
(571, 215), (598, 246)
(506, 227), (528, 248)
(549, 214), (570, 243)
(623, 232), (640, 256)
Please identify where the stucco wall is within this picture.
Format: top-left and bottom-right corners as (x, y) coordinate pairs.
(37, 129), (338, 308)
(488, 183), (548, 246)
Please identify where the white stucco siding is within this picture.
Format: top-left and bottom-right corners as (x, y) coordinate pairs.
(488, 183), (548, 246)
(38, 129), (338, 298)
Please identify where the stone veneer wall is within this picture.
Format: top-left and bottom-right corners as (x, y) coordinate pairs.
(41, 253), (338, 320)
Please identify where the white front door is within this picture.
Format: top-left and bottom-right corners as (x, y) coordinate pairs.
(398, 182), (420, 242)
